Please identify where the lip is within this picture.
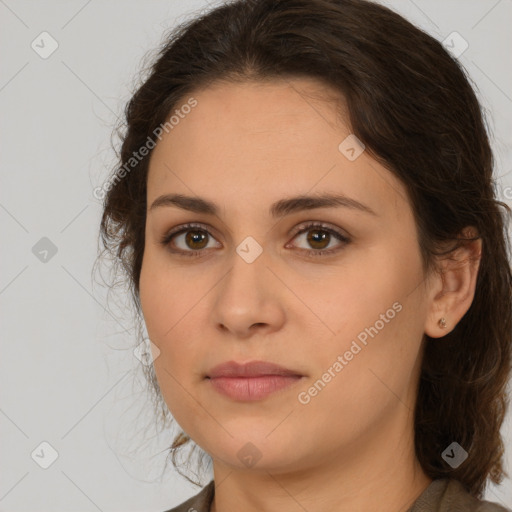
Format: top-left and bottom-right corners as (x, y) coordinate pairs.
(206, 360), (303, 378)
(205, 360), (305, 402)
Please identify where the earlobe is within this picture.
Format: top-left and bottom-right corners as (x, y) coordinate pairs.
(424, 227), (482, 339)
(437, 317), (447, 330)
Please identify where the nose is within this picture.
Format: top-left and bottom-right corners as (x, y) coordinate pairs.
(210, 248), (286, 340)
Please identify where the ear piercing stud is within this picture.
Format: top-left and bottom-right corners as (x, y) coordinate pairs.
(438, 317), (447, 329)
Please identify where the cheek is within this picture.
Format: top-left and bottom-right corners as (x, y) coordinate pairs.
(309, 250), (412, 340)
(306, 246), (426, 393)
(139, 254), (208, 378)
(294, 305), (424, 454)
(139, 263), (204, 424)
(139, 251), (188, 342)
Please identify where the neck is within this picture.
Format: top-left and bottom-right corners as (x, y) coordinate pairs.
(209, 409), (432, 512)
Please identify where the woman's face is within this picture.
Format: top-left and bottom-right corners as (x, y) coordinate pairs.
(139, 78), (435, 473)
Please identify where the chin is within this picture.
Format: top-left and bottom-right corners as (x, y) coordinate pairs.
(204, 434), (309, 473)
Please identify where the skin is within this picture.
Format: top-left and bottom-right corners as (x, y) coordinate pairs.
(139, 78), (482, 512)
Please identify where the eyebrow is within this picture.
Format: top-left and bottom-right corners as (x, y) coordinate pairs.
(149, 192), (377, 218)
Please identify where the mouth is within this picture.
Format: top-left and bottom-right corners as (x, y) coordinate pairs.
(205, 360), (305, 401)
(206, 375), (304, 401)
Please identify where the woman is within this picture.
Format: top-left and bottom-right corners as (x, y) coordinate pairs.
(98, 0), (512, 510)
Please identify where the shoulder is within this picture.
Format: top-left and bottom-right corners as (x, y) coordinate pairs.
(408, 478), (511, 512)
(162, 480), (215, 512)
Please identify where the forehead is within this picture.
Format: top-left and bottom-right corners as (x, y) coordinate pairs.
(146, 78), (410, 220)
(154, 77), (346, 159)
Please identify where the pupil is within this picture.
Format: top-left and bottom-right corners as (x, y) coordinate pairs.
(183, 229), (330, 251)
(308, 229), (329, 249)
(186, 230), (208, 249)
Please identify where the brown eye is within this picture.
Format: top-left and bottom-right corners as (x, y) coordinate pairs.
(161, 221), (350, 258)
(290, 223), (350, 256)
(306, 229), (331, 250)
(161, 223), (221, 257)
(184, 230), (209, 250)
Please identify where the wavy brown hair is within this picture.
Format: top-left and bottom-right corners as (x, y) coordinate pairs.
(97, 0), (512, 499)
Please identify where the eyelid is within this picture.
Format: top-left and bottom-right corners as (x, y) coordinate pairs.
(286, 221), (350, 256)
(289, 220), (351, 240)
(160, 220), (351, 256)
(160, 222), (222, 248)
(163, 221), (219, 239)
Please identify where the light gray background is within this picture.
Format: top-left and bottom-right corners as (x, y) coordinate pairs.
(1, 0), (511, 510)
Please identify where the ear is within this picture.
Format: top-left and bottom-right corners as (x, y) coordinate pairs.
(424, 226), (482, 338)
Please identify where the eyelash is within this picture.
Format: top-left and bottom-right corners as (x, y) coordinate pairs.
(159, 222), (351, 258)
